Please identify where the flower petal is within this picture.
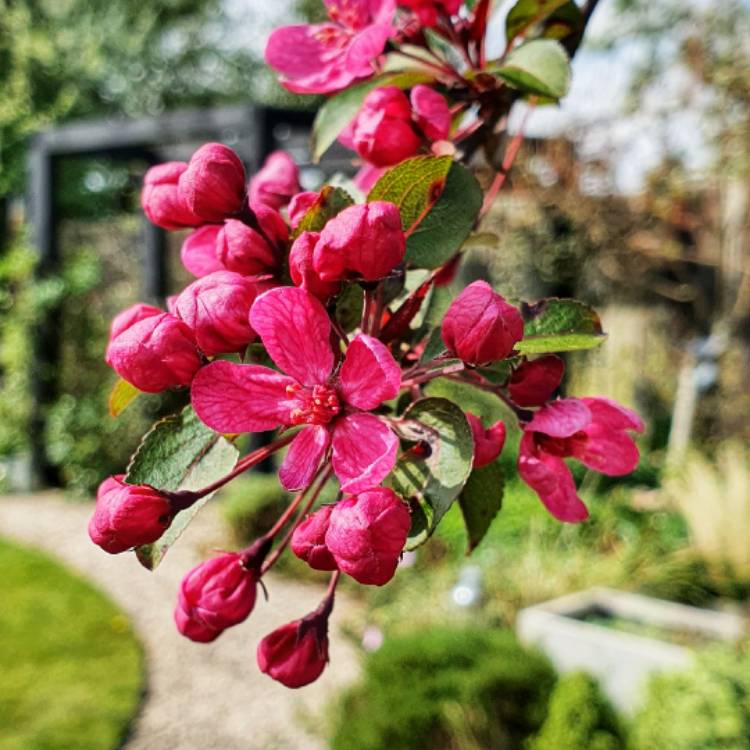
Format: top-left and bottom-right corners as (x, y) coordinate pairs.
(526, 398), (591, 438)
(191, 360), (297, 433)
(338, 334), (401, 410)
(279, 426), (331, 491)
(518, 433), (589, 523)
(569, 425), (641, 477)
(250, 287), (334, 386)
(582, 397), (645, 433)
(331, 413), (398, 493)
(180, 225), (223, 278)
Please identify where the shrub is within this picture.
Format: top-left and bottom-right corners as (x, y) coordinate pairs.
(329, 626), (555, 750)
(630, 644), (750, 750)
(220, 473), (292, 544)
(529, 672), (624, 750)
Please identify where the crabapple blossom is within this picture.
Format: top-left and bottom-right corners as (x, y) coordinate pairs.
(399, 0), (461, 26)
(289, 231), (342, 301)
(291, 505), (338, 571)
(248, 150), (301, 210)
(410, 84), (451, 141)
(466, 413), (506, 468)
(140, 162), (201, 230)
(216, 212), (285, 276)
(509, 355), (565, 407)
(180, 225), (225, 278)
(288, 191), (320, 228)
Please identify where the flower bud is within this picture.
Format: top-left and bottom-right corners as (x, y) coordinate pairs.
(441, 280), (524, 365)
(346, 86), (421, 167)
(410, 85), (451, 141)
(173, 271), (260, 355)
(180, 225), (224, 278)
(257, 613), (329, 688)
(325, 488), (410, 586)
(175, 552), (261, 641)
(178, 143), (246, 222)
(508, 355), (565, 407)
(466, 413), (506, 469)
(140, 162), (202, 230)
(88, 475), (173, 554)
(291, 505), (338, 571)
(216, 209), (286, 276)
(289, 231), (341, 301)
(248, 150), (300, 210)
(288, 191), (320, 229)
(313, 202), (405, 282)
(400, 0), (461, 26)
(109, 303), (162, 342)
(105, 311), (202, 393)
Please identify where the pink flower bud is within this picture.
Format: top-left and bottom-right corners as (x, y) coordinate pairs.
(509, 355), (565, 407)
(216, 219), (280, 276)
(466, 413), (506, 468)
(180, 225), (224, 278)
(313, 202), (405, 282)
(248, 150), (301, 210)
(288, 191), (320, 229)
(441, 280), (524, 365)
(178, 143), (246, 222)
(88, 475), (173, 554)
(105, 311), (202, 393)
(140, 162), (202, 230)
(109, 303), (162, 342)
(175, 552), (261, 641)
(410, 85), (451, 141)
(291, 505), (338, 571)
(173, 271), (260, 355)
(289, 231), (342, 301)
(400, 0), (461, 26)
(346, 87), (421, 167)
(257, 614), (329, 688)
(325, 488), (410, 586)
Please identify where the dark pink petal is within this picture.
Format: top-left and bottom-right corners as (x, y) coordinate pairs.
(325, 0), (395, 29)
(288, 191), (320, 228)
(338, 334), (401, 410)
(353, 164), (386, 191)
(569, 424), (641, 477)
(466, 413), (506, 469)
(109, 303), (162, 342)
(581, 397), (645, 433)
(191, 360), (297, 433)
(181, 225), (224, 278)
(279, 426), (331, 491)
(345, 24), (392, 78)
(508, 355), (565, 408)
(518, 433), (589, 523)
(331, 413), (399, 493)
(526, 398), (592, 439)
(250, 287), (334, 386)
(410, 85), (451, 141)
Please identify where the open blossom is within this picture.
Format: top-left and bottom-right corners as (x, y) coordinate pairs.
(106, 306), (202, 393)
(248, 151), (301, 210)
(265, 0), (396, 94)
(518, 397), (645, 523)
(509, 355), (565, 407)
(141, 162), (201, 230)
(291, 505), (338, 571)
(466, 413), (506, 468)
(289, 231), (342, 301)
(442, 280), (524, 365)
(326, 487), (411, 586)
(89, 476), (174, 554)
(192, 287), (401, 492)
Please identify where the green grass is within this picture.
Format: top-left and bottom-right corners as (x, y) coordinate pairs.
(0, 538), (144, 750)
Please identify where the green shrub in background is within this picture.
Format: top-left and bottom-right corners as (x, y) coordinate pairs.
(630, 644), (750, 750)
(529, 672), (625, 750)
(329, 626), (555, 750)
(220, 473), (293, 544)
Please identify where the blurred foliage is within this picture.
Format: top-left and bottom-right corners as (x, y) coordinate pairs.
(0, 538), (143, 749)
(630, 643), (750, 750)
(329, 626), (555, 750)
(530, 672), (625, 750)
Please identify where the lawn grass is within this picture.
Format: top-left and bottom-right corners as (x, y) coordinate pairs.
(0, 538), (144, 750)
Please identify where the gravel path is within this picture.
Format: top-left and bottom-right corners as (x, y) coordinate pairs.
(0, 492), (361, 750)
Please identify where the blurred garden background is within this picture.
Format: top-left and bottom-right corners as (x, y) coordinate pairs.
(1, 0), (750, 748)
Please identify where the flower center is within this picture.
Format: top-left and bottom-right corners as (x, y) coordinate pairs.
(287, 383), (341, 426)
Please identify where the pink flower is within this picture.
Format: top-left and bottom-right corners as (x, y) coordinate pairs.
(265, 0), (396, 94)
(191, 287), (401, 493)
(175, 551), (263, 642)
(173, 271), (262, 356)
(466, 413), (506, 468)
(509, 355), (565, 407)
(288, 191), (320, 229)
(410, 85), (451, 141)
(326, 487), (411, 585)
(181, 225), (224, 278)
(248, 151), (301, 210)
(289, 231), (342, 301)
(216, 211), (286, 276)
(88, 475), (174, 554)
(354, 163), (386, 192)
(399, 0), (461, 27)
(441, 280), (524, 365)
(313, 202), (405, 282)
(106, 308), (202, 393)
(257, 610), (330, 688)
(178, 143), (246, 222)
(141, 162), (201, 231)
(518, 397), (645, 523)
(291, 505), (338, 571)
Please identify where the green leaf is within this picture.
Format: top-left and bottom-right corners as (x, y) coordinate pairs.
(108, 378), (141, 417)
(420, 327), (446, 363)
(292, 185), (354, 238)
(506, 0), (569, 42)
(311, 72), (434, 162)
(494, 39), (571, 99)
(387, 397), (474, 549)
(335, 282), (364, 332)
(517, 298), (606, 354)
(125, 406), (239, 570)
(459, 460), (505, 553)
(405, 162), (483, 269)
(425, 377), (507, 423)
(543, 1), (584, 43)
